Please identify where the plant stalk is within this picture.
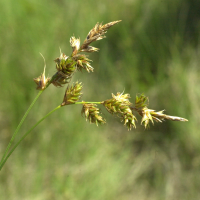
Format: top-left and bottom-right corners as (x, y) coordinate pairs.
(0, 90), (43, 167)
(0, 105), (61, 170)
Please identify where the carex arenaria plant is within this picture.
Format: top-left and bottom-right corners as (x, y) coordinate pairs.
(0, 20), (188, 170)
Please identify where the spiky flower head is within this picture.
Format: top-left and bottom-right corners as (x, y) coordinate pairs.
(80, 20), (122, 52)
(61, 82), (83, 106)
(33, 56), (50, 90)
(102, 92), (136, 130)
(81, 103), (106, 126)
(140, 107), (155, 128)
(135, 94), (148, 109)
(73, 54), (94, 73)
(52, 52), (77, 87)
(131, 94), (188, 128)
(141, 108), (188, 128)
(51, 71), (71, 87)
(103, 92), (131, 113)
(54, 53), (76, 75)
(33, 70), (50, 90)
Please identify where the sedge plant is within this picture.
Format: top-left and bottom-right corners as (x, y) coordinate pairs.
(0, 20), (188, 170)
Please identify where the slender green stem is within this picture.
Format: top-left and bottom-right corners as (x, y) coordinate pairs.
(0, 90), (43, 167)
(0, 105), (61, 170)
(75, 102), (102, 105)
(0, 101), (101, 170)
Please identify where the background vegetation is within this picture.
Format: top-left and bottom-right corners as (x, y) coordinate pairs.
(0, 0), (200, 199)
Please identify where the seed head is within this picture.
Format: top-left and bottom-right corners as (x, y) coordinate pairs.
(54, 53), (76, 74)
(80, 20), (122, 51)
(51, 71), (71, 87)
(140, 107), (188, 128)
(135, 94), (149, 109)
(102, 92), (136, 130)
(73, 54), (94, 73)
(81, 104), (106, 126)
(61, 82), (83, 106)
(103, 92), (132, 113)
(131, 94), (188, 128)
(33, 56), (50, 90)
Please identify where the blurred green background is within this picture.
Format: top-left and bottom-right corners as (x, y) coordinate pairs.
(0, 0), (200, 199)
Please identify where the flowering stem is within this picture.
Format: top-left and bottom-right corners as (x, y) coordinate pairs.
(75, 102), (103, 105)
(0, 105), (62, 170)
(0, 101), (102, 170)
(0, 90), (43, 167)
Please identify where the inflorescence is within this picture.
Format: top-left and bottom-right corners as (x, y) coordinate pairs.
(33, 20), (188, 130)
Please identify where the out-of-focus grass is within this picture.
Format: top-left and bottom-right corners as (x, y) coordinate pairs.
(0, 0), (200, 199)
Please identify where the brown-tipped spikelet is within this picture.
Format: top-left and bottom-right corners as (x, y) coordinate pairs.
(102, 92), (137, 130)
(140, 107), (155, 128)
(80, 20), (121, 51)
(61, 82), (83, 106)
(51, 71), (71, 87)
(141, 108), (188, 128)
(131, 94), (188, 128)
(81, 104), (106, 126)
(135, 94), (149, 109)
(54, 53), (77, 75)
(52, 52), (77, 87)
(73, 54), (94, 73)
(33, 67), (50, 90)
